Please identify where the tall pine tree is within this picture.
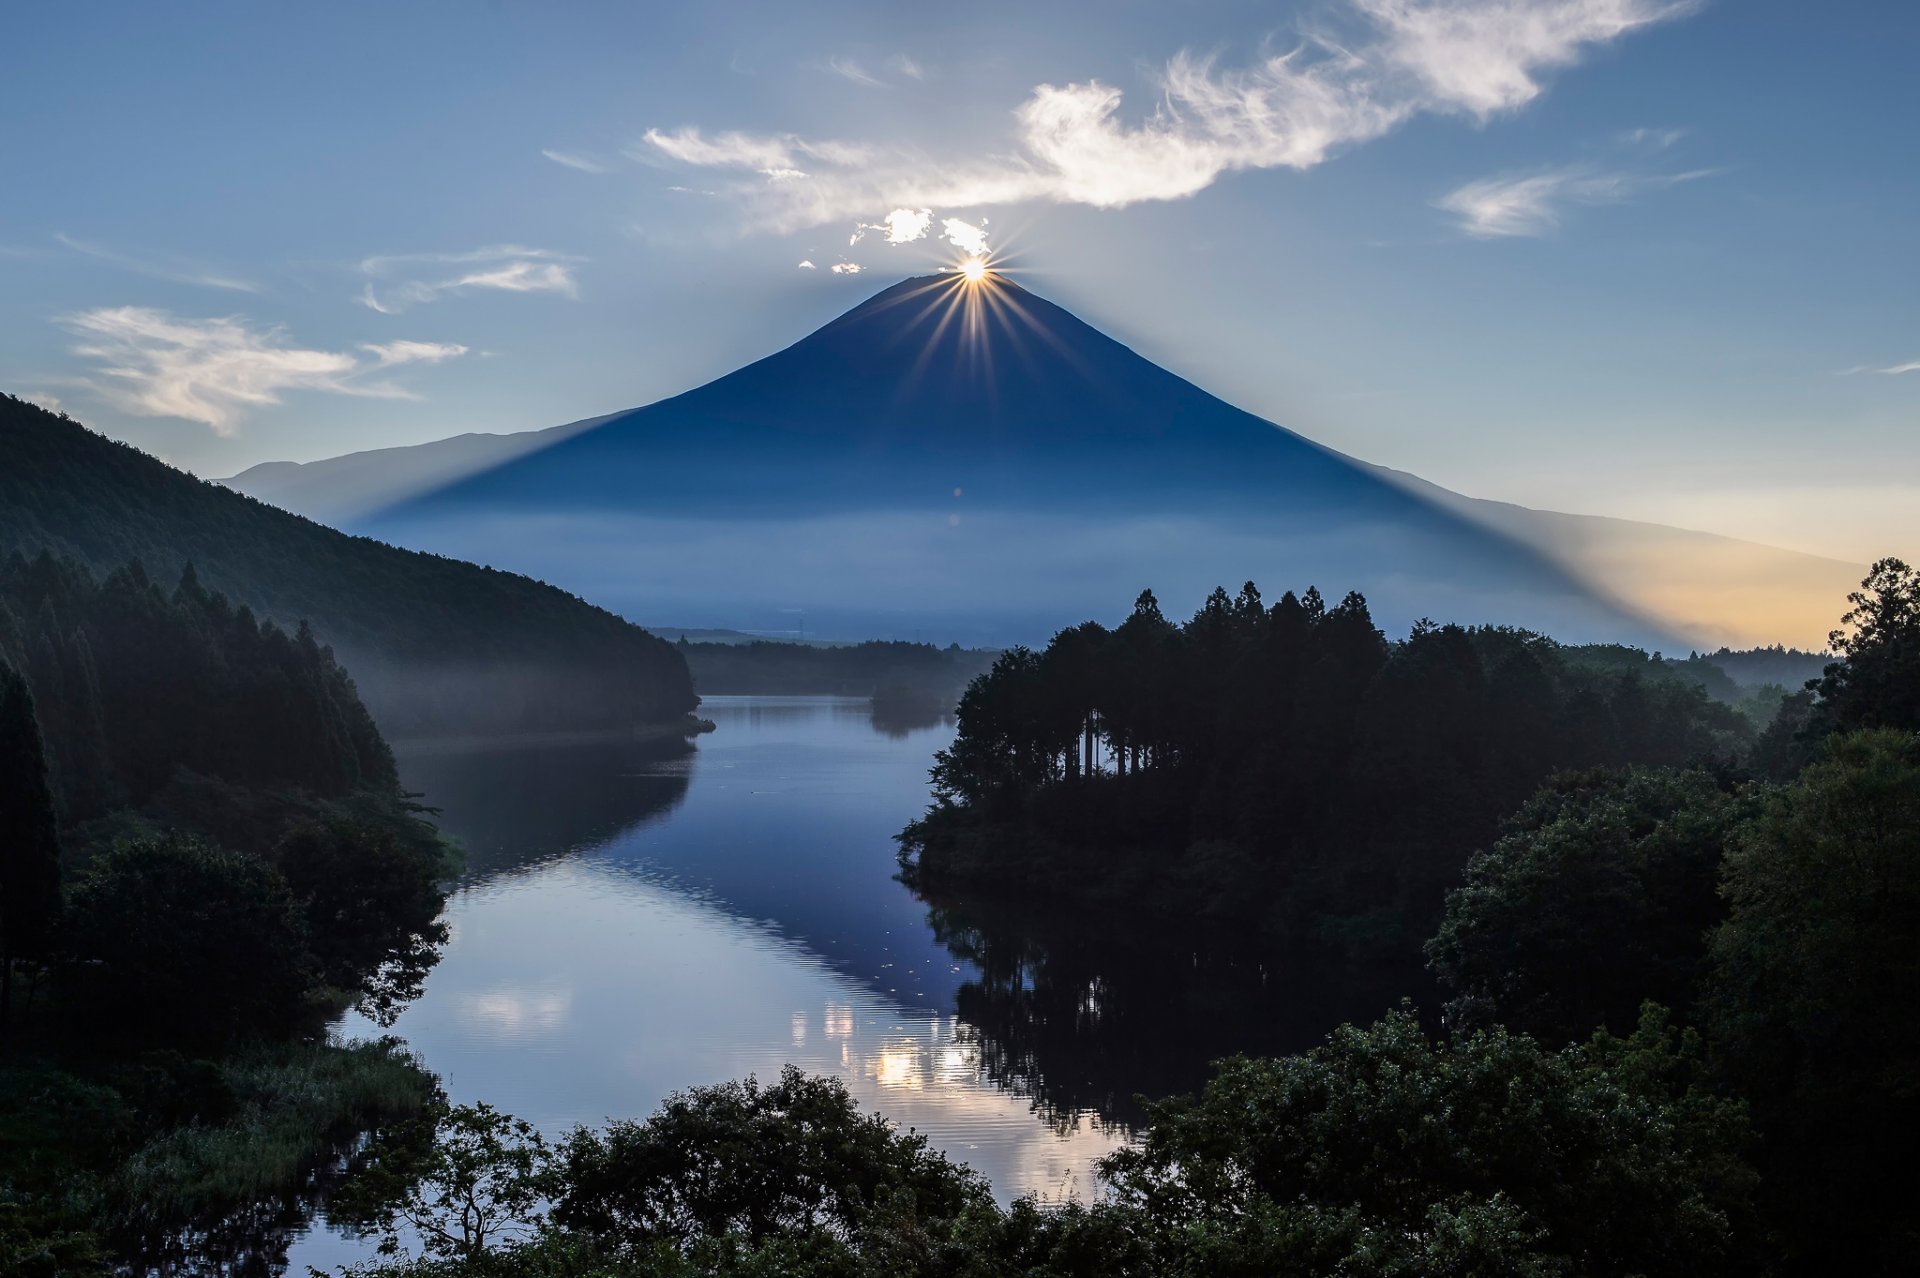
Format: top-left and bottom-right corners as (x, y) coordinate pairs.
(0, 656), (62, 1027)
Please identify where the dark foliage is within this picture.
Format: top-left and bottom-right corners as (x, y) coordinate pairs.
(680, 638), (994, 700)
(1701, 728), (1920, 1273)
(902, 583), (1750, 950)
(1809, 556), (1920, 733)
(273, 815), (453, 1024)
(59, 833), (317, 1045)
(0, 659), (62, 1026)
(344, 1011), (1758, 1278)
(1427, 766), (1753, 1043)
(0, 395), (696, 737)
(0, 550), (395, 823)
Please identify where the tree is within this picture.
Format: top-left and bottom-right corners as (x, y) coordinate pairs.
(553, 1067), (989, 1261)
(355, 1103), (552, 1266)
(273, 814), (450, 1023)
(60, 833), (316, 1043)
(1428, 767), (1748, 1043)
(1701, 728), (1920, 1271)
(1811, 557), (1920, 734)
(0, 658), (62, 1027)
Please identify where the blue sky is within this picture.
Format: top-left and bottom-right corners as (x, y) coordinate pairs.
(4, 0), (1915, 562)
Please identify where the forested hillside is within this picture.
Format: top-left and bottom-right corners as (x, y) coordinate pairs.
(0, 395), (696, 737)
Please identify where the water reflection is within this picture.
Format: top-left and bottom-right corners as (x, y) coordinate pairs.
(286, 695), (1420, 1272)
(397, 735), (693, 880)
(925, 895), (1430, 1133)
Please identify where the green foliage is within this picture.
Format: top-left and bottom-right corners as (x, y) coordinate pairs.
(1428, 766), (1752, 1042)
(273, 815), (452, 1022)
(59, 833), (316, 1045)
(904, 583), (1750, 951)
(1100, 1006), (1758, 1277)
(0, 1040), (436, 1276)
(350, 1102), (552, 1265)
(0, 658), (62, 1023)
(0, 395), (696, 737)
(1701, 727), (1920, 1271)
(343, 1018), (1758, 1278)
(553, 1067), (990, 1259)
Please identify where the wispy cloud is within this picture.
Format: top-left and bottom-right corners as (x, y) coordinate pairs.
(542, 148), (614, 174)
(1437, 163), (1713, 236)
(821, 55), (888, 88)
(358, 245), (583, 313)
(61, 307), (466, 435)
(640, 0), (1695, 235)
(24, 392), (63, 414)
(56, 232), (259, 293)
(816, 53), (928, 88)
(360, 339), (470, 366)
(1838, 359), (1920, 376)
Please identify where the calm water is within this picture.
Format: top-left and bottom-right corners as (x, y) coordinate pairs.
(288, 695), (1408, 1272)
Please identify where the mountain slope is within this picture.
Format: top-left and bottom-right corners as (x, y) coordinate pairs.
(0, 394), (696, 738)
(227, 273), (1856, 648)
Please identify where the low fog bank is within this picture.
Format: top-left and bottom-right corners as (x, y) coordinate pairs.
(355, 508), (1688, 653)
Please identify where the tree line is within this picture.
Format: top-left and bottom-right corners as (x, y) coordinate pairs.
(902, 582), (1756, 949)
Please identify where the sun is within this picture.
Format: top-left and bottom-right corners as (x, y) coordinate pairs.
(960, 256), (987, 283)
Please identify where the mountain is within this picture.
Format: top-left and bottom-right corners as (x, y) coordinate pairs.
(223, 273), (1860, 649)
(0, 394), (697, 739)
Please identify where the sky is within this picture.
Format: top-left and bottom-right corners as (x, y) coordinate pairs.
(4, 0), (1916, 564)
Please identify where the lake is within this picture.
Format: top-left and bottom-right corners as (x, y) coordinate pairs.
(289, 694), (1410, 1272)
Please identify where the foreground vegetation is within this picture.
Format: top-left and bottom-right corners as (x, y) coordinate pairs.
(0, 559), (454, 1271)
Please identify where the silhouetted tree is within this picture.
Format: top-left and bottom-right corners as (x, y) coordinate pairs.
(0, 658), (62, 1026)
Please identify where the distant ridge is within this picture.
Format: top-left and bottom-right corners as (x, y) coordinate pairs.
(222, 273), (1860, 649)
(0, 394), (697, 738)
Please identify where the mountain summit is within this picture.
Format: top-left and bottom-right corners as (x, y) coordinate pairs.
(228, 274), (1855, 646)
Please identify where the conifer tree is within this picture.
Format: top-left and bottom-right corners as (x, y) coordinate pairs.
(0, 657), (62, 1026)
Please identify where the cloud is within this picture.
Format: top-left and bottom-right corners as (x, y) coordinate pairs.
(797, 259), (818, 270)
(1437, 163), (1712, 236)
(942, 218), (990, 256)
(639, 0), (1694, 233)
(542, 148), (613, 173)
(1838, 359), (1920, 376)
(61, 307), (460, 435)
(851, 207), (934, 246)
(830, 262), (863, 274)
(358, 245), (583, 312)
(822, 55), (888, 88)
(55, 232), (259, 293)
(360, 339), (470, 366)
(817, 53), (928, 88)
(24, 392), (62, 414)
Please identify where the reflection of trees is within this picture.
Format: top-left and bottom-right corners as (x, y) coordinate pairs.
(923, 894), (1430, 1133)
(868, 696), (952, 740)
(397, 738), (693, 880)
